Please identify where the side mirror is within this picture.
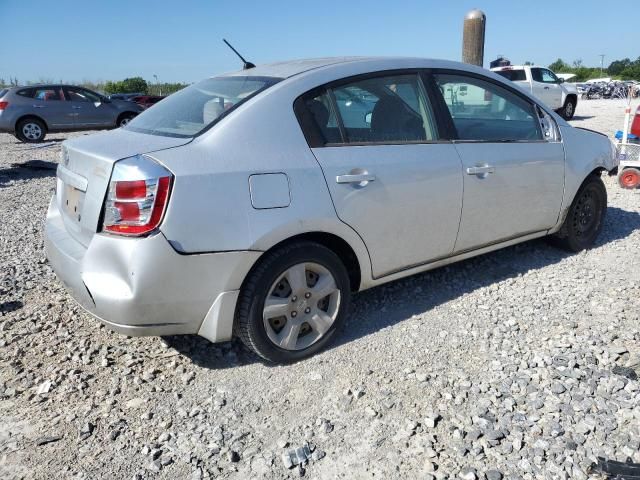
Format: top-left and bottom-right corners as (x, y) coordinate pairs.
(364, 112), (372, 125)
(558, 78), (565, 84)
(101, 97), (111, 103)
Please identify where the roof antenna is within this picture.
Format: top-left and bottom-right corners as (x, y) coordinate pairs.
(223, 39), (255, 70)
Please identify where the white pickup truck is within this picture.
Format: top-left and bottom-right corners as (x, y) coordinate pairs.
(491, 65), (579, 120)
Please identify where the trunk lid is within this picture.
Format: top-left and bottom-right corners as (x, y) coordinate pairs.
(56, 128), (190, 247)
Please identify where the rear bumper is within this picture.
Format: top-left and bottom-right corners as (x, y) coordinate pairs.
(44, 195), (261, 339)
(0, 112), (16, 133)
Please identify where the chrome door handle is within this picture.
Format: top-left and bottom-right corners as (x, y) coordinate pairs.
(72, 106), (82, 109)
(32, 105), (45, 108)
(466, 165), (495, 176)
(544, 86), (550, 90)
(336, 173), (376, 184)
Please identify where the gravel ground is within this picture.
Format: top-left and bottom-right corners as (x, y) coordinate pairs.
(1, 99), (639, 480)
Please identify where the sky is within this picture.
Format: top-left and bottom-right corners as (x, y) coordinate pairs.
(0, 0), (635, 85)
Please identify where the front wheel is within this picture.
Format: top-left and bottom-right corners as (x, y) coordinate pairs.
(551, 175), (607, 252)
(236, 242), (351, 363)
(560, 98), (576, 120)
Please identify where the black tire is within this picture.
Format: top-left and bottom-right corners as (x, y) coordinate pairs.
(551, 174), (607, 252)
(16, 117), (46, 143)
(560, 97), (576, 120)
(236, 241), (351, 363)
(117, 112), (136, 127)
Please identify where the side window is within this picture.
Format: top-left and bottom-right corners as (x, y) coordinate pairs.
(540, 69), (559, 84)
(434, 73), (542, 142)
(331, 74), (436, 143)
(66, 87), (101, 102)
(295, 73), (438, 147)
(16, 88), (35, 98)
(33, 87), (63, 101)
(297, 90), (342, 145)
(530, 68), (543, 83)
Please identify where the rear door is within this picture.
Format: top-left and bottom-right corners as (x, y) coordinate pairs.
(296, 71), (463, 278)
(64, 87), (114, 128)
(30, 86), (75, 129)
(433, 72), (564, 252)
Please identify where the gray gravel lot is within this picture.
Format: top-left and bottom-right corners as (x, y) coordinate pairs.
(1, 99), (639, 480)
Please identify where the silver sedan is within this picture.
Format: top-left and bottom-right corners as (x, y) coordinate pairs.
(44, 57), (618, 363)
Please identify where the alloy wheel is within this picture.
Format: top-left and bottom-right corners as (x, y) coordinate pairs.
(23, 122), (42, 141)
(262, 262), (340, 351)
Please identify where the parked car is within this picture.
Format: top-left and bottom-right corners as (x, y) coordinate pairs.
(130, 95), (165, 109)
(108, 93), (144, 101)
(491, 65), (579, 119)
(45, 57), (617, 363)
(0, 85), (143, 142)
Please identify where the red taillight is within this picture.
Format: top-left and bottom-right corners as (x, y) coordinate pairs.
(115, 179), (147, 199)
(0, 101), (9, 110)
(102, 157), (172, 236)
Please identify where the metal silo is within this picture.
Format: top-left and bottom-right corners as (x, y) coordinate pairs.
(462, 9), (486, 67)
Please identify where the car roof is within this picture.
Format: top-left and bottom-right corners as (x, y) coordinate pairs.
(491, 65), (531, 70)
(220, 56), (486, 79)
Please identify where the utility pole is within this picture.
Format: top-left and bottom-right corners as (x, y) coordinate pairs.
(599, 54), (605, 77)
(153, 74), (161, 95)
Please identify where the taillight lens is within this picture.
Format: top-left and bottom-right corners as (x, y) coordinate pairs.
(0, 101), (9, 110)
(102, 155), (173, 236)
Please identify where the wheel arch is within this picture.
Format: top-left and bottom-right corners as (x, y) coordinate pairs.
(551, 167), (607, 234)
(565, 93), (577, 105)
(15, 114), (49, 131)
(248, 231), (363, 293)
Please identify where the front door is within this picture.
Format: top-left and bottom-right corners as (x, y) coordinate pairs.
(64, 87), (114, 128)
(299, 72), (464, 278)
(531, 68), (563, 109)
(433, 72), (565, 252)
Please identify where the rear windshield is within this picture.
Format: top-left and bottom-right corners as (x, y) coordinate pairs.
(0, 89), (7, 98)
(494, 69), (527, 82)
(125, 76), (281, 138)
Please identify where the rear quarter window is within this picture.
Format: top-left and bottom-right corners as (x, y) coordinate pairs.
(494, 70), (527, 82)
(16, 88), (35, 98)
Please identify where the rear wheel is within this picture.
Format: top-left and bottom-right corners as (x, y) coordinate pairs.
(551, 175), (607, 252)
(618, 168), (640, 189)
(16, 118), (46, 143)
(236, 242), (351, 363)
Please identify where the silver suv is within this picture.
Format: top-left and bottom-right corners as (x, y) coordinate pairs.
(0, 85), (143, 142)
(45, 57), (617, 363)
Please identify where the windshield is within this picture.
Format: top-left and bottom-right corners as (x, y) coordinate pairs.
(125, 76), (281, 138)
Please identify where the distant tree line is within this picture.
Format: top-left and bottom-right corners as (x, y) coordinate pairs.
(0, 76), (189, 95)
(547, 57), (640, 81)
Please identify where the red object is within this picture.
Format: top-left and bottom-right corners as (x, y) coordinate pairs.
(104, 176), (172, 235)
(113, 201), (140, 221)
(619, 168), (640, 189)
(131, 95), (165, 109)
(630, 106), (640, 137)
(0, 101), (9, 110)
(115, 180), (147, 199)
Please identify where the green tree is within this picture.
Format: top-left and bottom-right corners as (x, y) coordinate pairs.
(104, 77), (148, 94)
(608, 58), (631, 76)
(121, 77), (148, 93)
(548, 58), (569, 72)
